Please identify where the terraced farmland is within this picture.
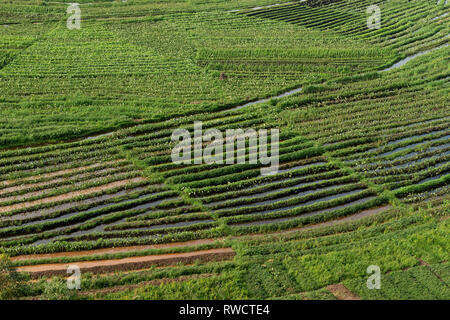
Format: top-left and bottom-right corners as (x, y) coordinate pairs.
(0, 0), (448, 301)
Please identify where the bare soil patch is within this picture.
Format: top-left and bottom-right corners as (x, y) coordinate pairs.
(0, 170), (136, 204)
(418, 259), (430, 267)
(326, 284), (361, 300)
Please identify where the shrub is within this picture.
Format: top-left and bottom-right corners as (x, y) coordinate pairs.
(0, 254), (28, 300)
(42, 278), (79, 300)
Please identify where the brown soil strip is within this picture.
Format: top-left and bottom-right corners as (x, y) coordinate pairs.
(0, 177), (68, 197)
(418, 259), (430, 267)
(30, 262), (201, 283)
(1, 161), (122, 188)
(17, 248), (235, 279)
(0, 177), (145, 214)
(11, 239), (219, 262)
(326, 284), (361, 300)
(0, 163), (124, 196)
(1, 185), (149, 222)
(0, 170), (137, 204)
(81, 274), (214, 296)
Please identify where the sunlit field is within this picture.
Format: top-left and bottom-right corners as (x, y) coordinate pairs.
(0, 0), (448, 301)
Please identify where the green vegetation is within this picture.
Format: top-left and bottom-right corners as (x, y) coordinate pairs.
(0, 0), (448, 300)
(0, 254), (28, 299)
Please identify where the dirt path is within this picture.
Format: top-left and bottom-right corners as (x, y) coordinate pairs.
(12, 239), (219, 262)
(17, 248), (235, 279)
(326, 284), (361, 300)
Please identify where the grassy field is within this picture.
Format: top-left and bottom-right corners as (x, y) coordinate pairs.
(0, 0), (448, 300)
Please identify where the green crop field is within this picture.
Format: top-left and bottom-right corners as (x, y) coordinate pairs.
(0, 0), (448, 302)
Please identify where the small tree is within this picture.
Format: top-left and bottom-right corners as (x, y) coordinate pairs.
(0, 254), (27, 299)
